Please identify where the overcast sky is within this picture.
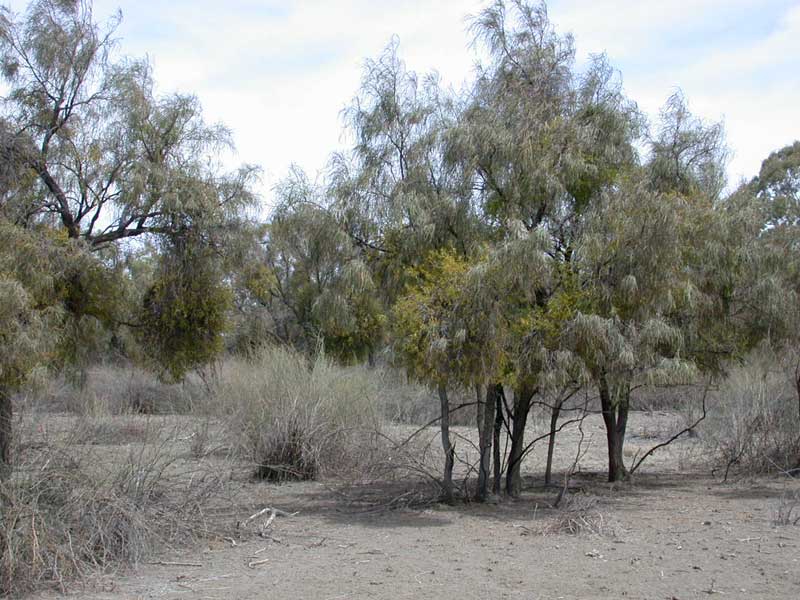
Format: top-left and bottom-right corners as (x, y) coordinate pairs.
(5, 0), (800, 202)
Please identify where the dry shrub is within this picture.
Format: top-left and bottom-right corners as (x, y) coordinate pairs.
(547, 494), (613, 536)
(213, 346), (382, 481)
(27, 365), (205, 416)
(773, 488), (800, 526)
(374, 368), (474, 426)
(701, 355), (800, 477)
(0, 419), (225, 595)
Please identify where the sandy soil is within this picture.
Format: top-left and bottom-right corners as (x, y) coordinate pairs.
(28, 412), (800, 600)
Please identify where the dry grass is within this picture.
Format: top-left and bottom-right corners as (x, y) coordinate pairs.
(23, 365), (205, 416)
(700, 355), (800, 478)
(212, 346), (384, 481)
(374, 369), (474, 426)
(773, 488), (800, 526)
(547, 494), (614, 536)
(0, 417), (228, 596)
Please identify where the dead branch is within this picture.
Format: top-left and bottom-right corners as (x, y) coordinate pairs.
(247, 558), (269, 568)
(629, 382), (709, 476)
(238, 506), (298, 530)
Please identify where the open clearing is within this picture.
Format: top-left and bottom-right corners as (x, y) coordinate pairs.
(24, 411), (800, 600)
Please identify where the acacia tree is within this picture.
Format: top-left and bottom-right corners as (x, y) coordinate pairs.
(393, 251), (475, 502)
(0, 0), (256, 343)
(326, 39), (500, 496)
(330, 39), (481, 299)
(262, 170), (384, 363)
(0, 1), (257, 249)
(450, 0), (641, 494)
(747, 142), (800, 417)
(567, 178), (699, 481)
(0, 0), (256, 468)
(0, 223), (67, 476)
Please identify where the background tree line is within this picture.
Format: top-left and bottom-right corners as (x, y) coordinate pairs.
(1, 0), (798, 501)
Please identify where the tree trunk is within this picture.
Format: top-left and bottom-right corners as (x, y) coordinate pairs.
(506, 384), (536, 497)
(795, 367), (800, 422)
(492, 388), (503, 495)
(544, 398), (563, 486)
(599, 376), (630, 482)
(438, 385), (455, 504)
(0, 386), (12, 480)
(476, 383), (498, 501)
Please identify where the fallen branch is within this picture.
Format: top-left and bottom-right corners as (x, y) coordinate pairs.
(147, 561), (203, 568)
(238, 506), (298, 529)
(247, 558), (269, 568)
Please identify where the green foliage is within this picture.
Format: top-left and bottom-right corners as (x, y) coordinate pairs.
(263, 170), (386, 362)
(0, 222), (66, 389)
(392, 250), (472, 385)
(0, 0), (258, 248)
(140, 239), (232, 382)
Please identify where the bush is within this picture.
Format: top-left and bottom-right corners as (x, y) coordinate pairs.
(25, 365), (205, 416)
(213, 346), (382, 481)
(0, 418), (224, 595)
(701, 354), (800, 477)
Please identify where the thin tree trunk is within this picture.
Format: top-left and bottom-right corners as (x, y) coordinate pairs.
(438, 384), (455, 504)
(492, 388), (503, 495)
(506, 384), (535, 497)
(599, 376), (630, 482)
(0, 386), (12, 480)
(476, 383), (498, 501)
(544, 398), (563, 486)
(795, 365), (800, 421)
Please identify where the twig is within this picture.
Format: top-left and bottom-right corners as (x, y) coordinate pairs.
(555, 415), (590, 508)
(147, 561), (203, 567)
(239, 506), (297, 529)
(630, 381), (709, 476)
(395, 401), (480, 448)
(247, 558), (269, 568)
(262, 511), (276, 530)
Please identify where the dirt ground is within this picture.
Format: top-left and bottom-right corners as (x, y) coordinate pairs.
(28, 412), (800, 600)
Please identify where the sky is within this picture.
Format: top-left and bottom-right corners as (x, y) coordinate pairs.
(4, 0), (799, 203)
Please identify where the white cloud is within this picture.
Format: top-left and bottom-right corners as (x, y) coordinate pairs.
(3, 0), (797, 199)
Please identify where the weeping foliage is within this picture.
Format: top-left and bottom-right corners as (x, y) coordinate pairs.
(263, 170), (385, 363)
(331, 39), (482, 300)
(0, 0), (258, 247)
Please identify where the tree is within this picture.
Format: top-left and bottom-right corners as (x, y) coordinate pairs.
(263, 169), (384, 363)
(748, 141), (800, 417)
(567, 178), (698, 481)
(0, 222), (66, 476)
(139, 234), (233, 382)
(331, 38), (481, 302)
(0, 0), (257, 470)
(648, 91), (728, 201)
(393, 250), (473, 502)
(452, 0), (642, 492)
(0, 1), (257, 248)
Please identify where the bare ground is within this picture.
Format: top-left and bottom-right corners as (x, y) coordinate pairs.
(26, 411), (800, 600)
